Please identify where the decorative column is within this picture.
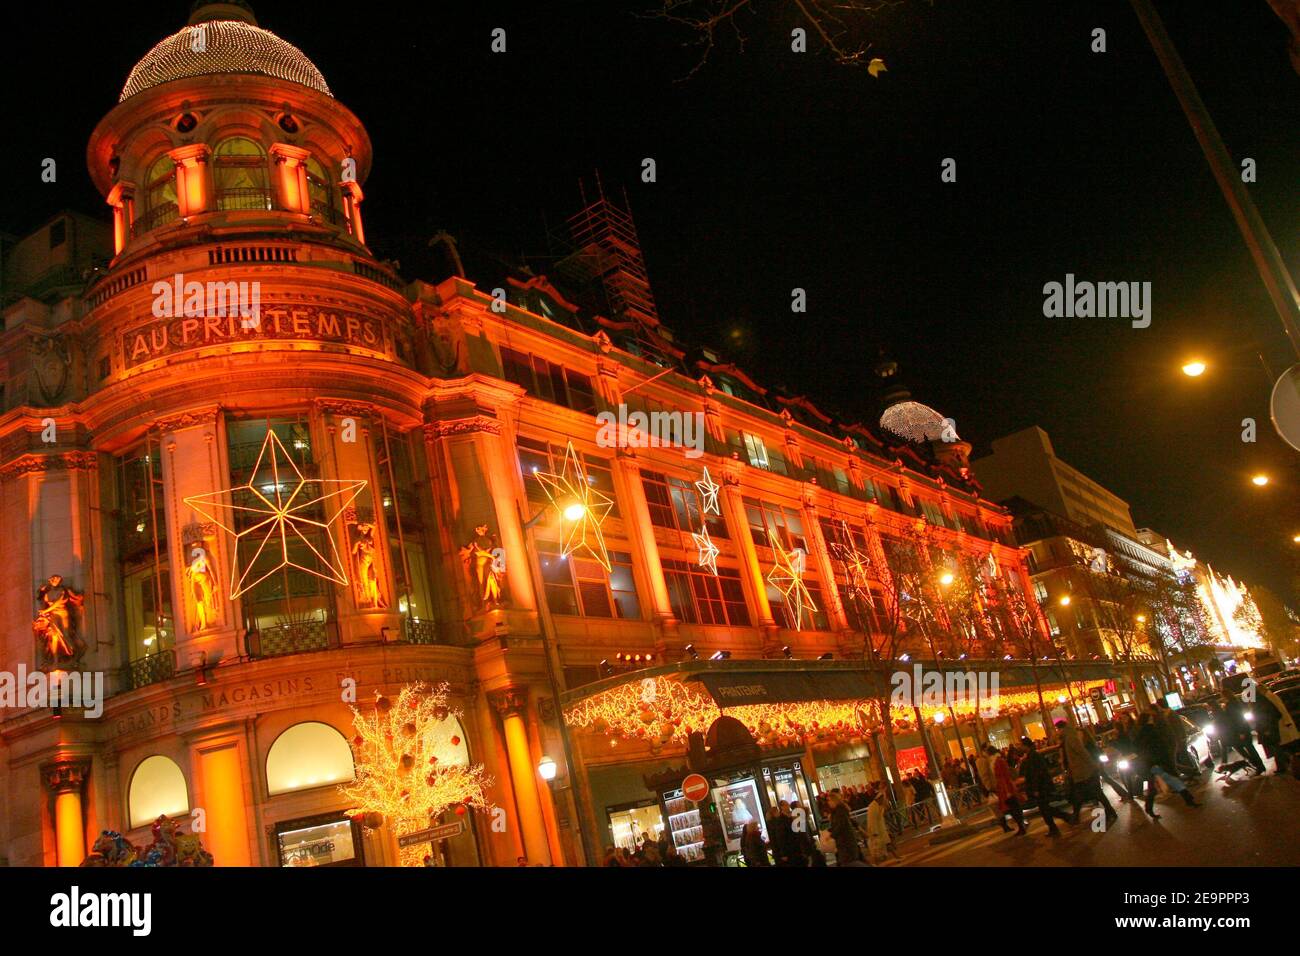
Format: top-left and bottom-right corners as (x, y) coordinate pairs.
(106, 181), (136, 254)
(489, 686), (553, 866)
(719, 471), (778, 645)
(269, 143), (312, 214)
(157, 408), (241, 667)
(801, 497), (849, 634)
(191, 729), (252, 867)
(610, 452), (676, 636)
(167, 144), (211, 218)
(42, 758), (91, 867)
(341, 181), (366, 244)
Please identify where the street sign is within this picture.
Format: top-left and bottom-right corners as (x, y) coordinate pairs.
(397, 820), (465, 848)
(681, 773), (710, 803)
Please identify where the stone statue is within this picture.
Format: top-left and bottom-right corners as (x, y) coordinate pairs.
(33, 574), (85, 667)
(460, 524), (505, 608)
(184, 544), (221, 631)
(350, 521), (387, 609)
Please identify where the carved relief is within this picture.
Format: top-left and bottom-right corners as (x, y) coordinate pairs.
(182, 524), (221, 632)
(29, 331), (73, 405)
(347, 518), (387, 609)
(460, 523), (506, 609)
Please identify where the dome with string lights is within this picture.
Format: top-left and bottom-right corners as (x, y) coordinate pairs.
(119, 3), (331, 103)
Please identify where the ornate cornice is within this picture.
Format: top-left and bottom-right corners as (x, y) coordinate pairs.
(154, 407), (221, 433)
(0, 451), (99, 482)
(314, 399), (377, 420)
(424, 416), (502, 440)
(41, 757), (92, 794)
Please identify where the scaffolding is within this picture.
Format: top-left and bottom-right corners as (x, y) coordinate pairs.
(558, 175), (661, 331)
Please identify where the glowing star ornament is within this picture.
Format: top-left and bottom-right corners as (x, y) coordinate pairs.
(766, 540), (817, 631)
(534, 442), (614, 571)
(184, 430), (366, 598)
(827, 521), (872, 606)
(695, 467), (721, 516)
(692, 524), (720, 576)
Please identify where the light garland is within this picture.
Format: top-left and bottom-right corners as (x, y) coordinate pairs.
(184, 429), (365, 598)
(565, 675), (1115, 750)
(340, 682), (494, 867)
(121, 19), (332, 102)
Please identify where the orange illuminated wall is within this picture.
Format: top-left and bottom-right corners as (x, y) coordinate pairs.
(199, 744), (252, 866)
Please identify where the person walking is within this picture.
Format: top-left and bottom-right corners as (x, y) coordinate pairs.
(990, 744), (1027, 835)
(1134, 711), (1198, 818)
(1220, 689), (1267, 774)
(826, 789), (865, 866)
(1058, 719), (1118, 825)
(767, 803), (795, 866)
(1017, 736), (1069, 836)
(975, 745), (996, 796)
(864, 790), (897, 862)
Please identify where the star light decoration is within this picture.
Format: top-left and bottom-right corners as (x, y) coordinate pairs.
(692, 523), (720, 576)
(766, 539), (817, 631)
(183, 429), (366, 599)
(534, 441), (614, 572)
(826, 520), (873, 609)
(695, 467), (720, 517)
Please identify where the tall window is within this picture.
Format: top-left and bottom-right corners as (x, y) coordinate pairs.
(305, 156), (337, 224)
(141, 154), (178, 233)
(662, 559), (750, 626)
(377, 426), (436, 639)
(539, 546), (640, 619)
(500, 347), (596, 414)
(517, 438), (619, 516)
(214, 137), (271, 211)
(117, 439), (173, 668)
(226, 417), (336, 652)
(743, 497), (808, 552)
(641, 470), (729, 539)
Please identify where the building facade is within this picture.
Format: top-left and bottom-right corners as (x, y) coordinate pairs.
(2, 2), (1133, 867)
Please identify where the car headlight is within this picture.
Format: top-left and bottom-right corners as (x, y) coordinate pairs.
(1118, 759), (1130, 771)
(1099, 754), (1110, 763)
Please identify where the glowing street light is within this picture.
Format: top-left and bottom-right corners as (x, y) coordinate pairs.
(1136, 614), (1146, 623)
(1058, 595), (1071, 607)
(938, 571), (955, 587)
(562, 501), (587, 522)
(1181, 360), (1207, 377)
(537, 755), (558, 781)
(1251, 474), (1270, 487)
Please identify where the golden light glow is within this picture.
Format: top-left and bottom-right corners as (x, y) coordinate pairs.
(184, 430), (366, 598)
(1251, 474), (1269, 487)
(1058, 595), (1071, 606)
(1136, 614), (1146, 623)
(938, 571), (955, 586)
(1181, 361), (1206, 377)
(534, 442), (615, 572)
(692, 523), (720, 575)
(341, 682), (494, 867)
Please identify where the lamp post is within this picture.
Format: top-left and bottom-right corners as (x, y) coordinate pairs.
(519, 501), (599, 867)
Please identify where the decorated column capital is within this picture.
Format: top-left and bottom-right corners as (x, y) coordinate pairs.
(41, 757), (92, 795)
(487, 685), (530, 720)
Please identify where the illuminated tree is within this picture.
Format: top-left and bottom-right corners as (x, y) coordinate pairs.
(341, 682), (494, 867)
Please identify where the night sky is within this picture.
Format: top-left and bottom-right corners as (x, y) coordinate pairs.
(3, 0), (1298, 603)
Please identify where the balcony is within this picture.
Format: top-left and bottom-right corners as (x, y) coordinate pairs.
(122, 649), (176, 691)
(401, 617), (439, 645)
(247, 619), (339, 659)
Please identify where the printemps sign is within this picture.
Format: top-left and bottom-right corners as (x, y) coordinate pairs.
(120, 303), (390, 368)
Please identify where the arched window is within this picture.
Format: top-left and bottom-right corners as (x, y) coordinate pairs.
(266, 721), (356, 796)
(305, 157), (337, 225)
(141, 154), (178, 234)
(128, 755), (189, 829)
(214, 137), (271, 211)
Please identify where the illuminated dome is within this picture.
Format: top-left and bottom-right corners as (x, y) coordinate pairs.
(120, 5), (330, 103)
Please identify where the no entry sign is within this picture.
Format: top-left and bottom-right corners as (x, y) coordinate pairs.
(681, 773), (710, 803)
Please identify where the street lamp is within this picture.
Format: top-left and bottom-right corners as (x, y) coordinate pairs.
(938, 571), (954, 587)
(1181, 360), (1207, 377)
(1058, 595), (1071, 607)
(537, 756), (558, 782)
(562, 501), (587, 522)
(1251, 474), (1270, 487)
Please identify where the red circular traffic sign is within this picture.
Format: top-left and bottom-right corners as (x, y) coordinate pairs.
(681, 773), (710, 803)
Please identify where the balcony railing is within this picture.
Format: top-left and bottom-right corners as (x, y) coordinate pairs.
(122, 649), (176, 691)
(132, 202), (178, 236)
(248, 619), (339, 659)
(216, 187), (273, 212)
(401, 617), (439, 645)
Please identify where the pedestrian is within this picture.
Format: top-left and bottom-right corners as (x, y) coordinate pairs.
(740, 821), (770, 867)
(781, 800), (812, 866)
(1058, 719), (1118, 824)
(1110, 714), (1139, 800)
(1134, 711), (1198, 818)
(767, 803), (794, 866)
(990, 744), (1027, 835)
(1016, 735), (1070, 836)
(975, 746), (996, 795)
(865, 790), (896, 863)
(826, 789), (865, 866)
(1219, 689), (1267, 774)
(602, 845), (620, 867)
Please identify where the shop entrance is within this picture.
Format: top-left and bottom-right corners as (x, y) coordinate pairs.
(606, 799), (664, 852)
